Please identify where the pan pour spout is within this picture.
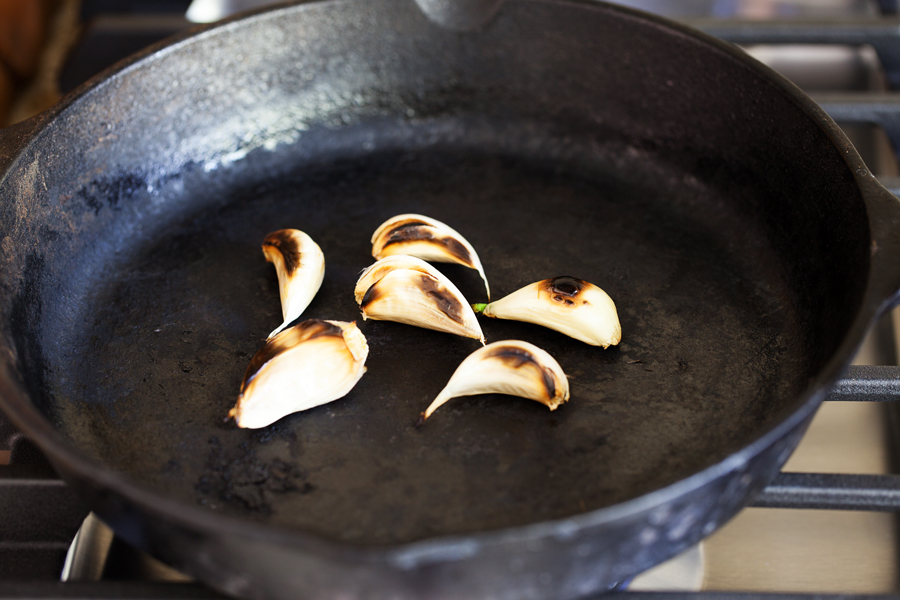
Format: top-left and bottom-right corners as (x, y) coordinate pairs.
(411, 0), (505, 31)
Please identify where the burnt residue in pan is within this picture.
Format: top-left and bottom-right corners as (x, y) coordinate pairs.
(197, 435), (314, 513)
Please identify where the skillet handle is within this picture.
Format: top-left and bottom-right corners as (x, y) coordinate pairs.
(863, 174), (900, 316)
(0, 114), (44, 178)
(412, 0), (504, 30)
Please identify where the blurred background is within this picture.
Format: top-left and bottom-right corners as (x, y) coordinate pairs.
(0, 0), (892, 127)
(0, 0), (193, 126)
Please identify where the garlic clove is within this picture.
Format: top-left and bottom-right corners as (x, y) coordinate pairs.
(354, 254), (438, 304)
(356, 256), (485, 343)
(421, 340), (569, 421)
(475, 276), (621, 348)
(371, 213), (490, 299)
(262, 229), (325, 340)
(229, 319), (368, 429)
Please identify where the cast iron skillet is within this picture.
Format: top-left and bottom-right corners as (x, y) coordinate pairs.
(2, 0), (900, 598)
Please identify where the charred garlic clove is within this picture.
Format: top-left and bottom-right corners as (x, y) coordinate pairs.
(263, 229), (325, 340)
(371, 213), (490, 299)
(354, 254), (435, 305)
(474, 276), (621, 348)
(421, 340), (569, 421)
(355, 255), (485, 344)
(229, 319), (368, 429)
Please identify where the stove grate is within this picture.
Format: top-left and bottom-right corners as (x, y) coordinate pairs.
(3, 366), (900, 597)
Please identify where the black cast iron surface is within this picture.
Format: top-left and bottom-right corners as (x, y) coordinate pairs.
(44, 142), (805, 544)
(2, 0), (899, 597)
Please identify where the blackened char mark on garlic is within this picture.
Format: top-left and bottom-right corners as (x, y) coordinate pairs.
(361, 273), (467, 325)
(486, 346), (557, 400)
(382, 222), (473, 265)
(419, 275), (466, 325)
(360, 280), (385, 310)
(546, 276), (586, 307)
(263, 230), (303, 275)
(385, 220), (430, 234)
(240, 320), (342, 390)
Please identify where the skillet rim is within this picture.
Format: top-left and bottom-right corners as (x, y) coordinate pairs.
(0, 0), (887, 565)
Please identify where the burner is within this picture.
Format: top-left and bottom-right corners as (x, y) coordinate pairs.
(62, 514), (191, 583)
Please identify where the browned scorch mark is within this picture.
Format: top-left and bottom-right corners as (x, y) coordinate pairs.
(241, 320), (342, 391)
(544, 276), (588, 307)
(418, 274), (467, 325)
(382, 221), (473, 265)
(485, 345), (557, 401)
(263, 230), (303, 275)
(361, 272), (467, 326)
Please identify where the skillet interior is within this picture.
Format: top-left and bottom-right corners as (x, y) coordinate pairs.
(0, 0), (869, 546)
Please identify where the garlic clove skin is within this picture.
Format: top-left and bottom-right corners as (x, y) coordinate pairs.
(229, 319), (368, 429)
(355, 256), (485, 344)
(371, 213), (490, 299)
(262, 229), (325, 340)
(422, 340), (569, 421)
(354, 254), (439, 304)
(477, 276), (621, 348)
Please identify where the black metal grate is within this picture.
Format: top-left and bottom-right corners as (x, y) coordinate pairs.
(4, 366), (900, 598)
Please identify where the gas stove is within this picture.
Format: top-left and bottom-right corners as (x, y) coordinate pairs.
(4, 0), (900, 598)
